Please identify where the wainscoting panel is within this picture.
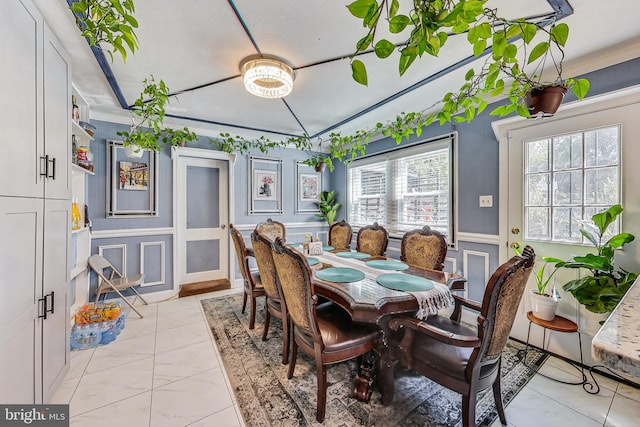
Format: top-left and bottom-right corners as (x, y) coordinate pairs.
(140, 241), (166, 287)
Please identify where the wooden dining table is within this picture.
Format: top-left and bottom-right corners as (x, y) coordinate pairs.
(308, 249), (466, 405)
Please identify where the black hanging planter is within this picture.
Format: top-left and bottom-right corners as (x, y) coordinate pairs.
(525, 85), (568, 118)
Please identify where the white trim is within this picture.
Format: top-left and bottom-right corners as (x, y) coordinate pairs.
(234, 221), (327, 231)
(98, 244), (127, 275)
(463, 250), (490, 292)
(456, 232), (500, 245)
(91, 227), (174, 239)
(140, 241), (166, 287)
(445, 257), (457, 274)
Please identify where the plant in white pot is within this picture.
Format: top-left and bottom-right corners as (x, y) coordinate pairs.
(529, 256), (564, 321)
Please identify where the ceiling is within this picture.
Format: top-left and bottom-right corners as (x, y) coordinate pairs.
(35, 0), (640, 145)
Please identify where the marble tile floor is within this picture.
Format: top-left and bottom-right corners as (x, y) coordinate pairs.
(51, 289), (640, 426)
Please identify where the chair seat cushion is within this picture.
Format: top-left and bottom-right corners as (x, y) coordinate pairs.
(409, 316), (478, 381)
(316, 305), (379, 353)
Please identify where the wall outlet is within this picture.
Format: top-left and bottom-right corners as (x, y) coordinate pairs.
(479, 195), (493, 208)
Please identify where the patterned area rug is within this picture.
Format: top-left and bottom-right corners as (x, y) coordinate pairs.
(201, 294), (546, 426)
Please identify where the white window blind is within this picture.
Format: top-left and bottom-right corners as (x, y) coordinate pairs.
(347, 134), (455, 239)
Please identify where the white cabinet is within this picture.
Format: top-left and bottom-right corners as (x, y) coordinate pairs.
(0, 0), (70, 404)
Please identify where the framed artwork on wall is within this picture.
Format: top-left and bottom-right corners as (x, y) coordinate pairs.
(295, 161), (321, 213)
(249, 156), (282, 214)
(106, 140), (159, 217)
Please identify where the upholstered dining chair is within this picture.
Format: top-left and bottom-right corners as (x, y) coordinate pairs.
(356, 222), (389, 256)
(400, 225), (448, 270)
(328, 219), (352, 250)
(230, 224), (265, 329)
(256, 218), (286, 242)
(250, 230), (290, 364)
(270, 237), (381, 422)
(386, 246), (535, 427)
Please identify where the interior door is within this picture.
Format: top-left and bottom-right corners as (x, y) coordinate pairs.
(177, 155), (229, 285)
(504, 94), (640, 363)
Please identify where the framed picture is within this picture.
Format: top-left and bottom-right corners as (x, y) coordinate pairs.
(249, 156), (282, 214)
(295, 161), (321, 213)
(107, 140), (159, 217)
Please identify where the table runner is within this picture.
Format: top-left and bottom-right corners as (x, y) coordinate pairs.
(312, 251), (453, 319)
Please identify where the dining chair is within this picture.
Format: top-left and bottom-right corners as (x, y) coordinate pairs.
(88, 254), (148, 318)
(270, 237), (380, 422)
(328, 219), (352, 250)
(250, 230), (290, 364)
(386, 245), (535, 427)
(230, 224), (265, 329)
(400, 225), (448, 270)
(356, 222), (389, 256)
(255, 218), (286, 242)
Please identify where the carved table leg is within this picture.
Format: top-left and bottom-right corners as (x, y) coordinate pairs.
(352, 351), (376, 402)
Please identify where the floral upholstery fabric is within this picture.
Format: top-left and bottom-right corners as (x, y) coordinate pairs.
(257, 219), (286, 242)
(357, 226), (388, 256)
(251, 232), (280, 300)
(230, 225), (253, 290)
(400, 226), (448, 270)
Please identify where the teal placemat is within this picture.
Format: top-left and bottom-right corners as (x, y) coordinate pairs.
(376, 273), (435, 292)
(316, 267), (365, 283)
(336, 251), (370, 259)
(306, 257), (320, 266)
(365, 260), (409, 271)
(323, 245), (334, 251)
(289, 243), (301, 247)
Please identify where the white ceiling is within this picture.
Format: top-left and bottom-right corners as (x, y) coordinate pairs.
(35, 0), (640, 144)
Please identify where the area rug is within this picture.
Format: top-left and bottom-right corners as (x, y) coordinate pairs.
(201, 294), (547, 426)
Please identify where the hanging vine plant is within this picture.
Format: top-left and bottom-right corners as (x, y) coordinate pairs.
(70, 0), (139, 62)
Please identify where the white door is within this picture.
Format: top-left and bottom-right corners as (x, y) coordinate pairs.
(177, 154), (229, 285)
(499, 90), (640, 364)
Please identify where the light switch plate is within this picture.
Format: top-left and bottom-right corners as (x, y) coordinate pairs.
(479, 195), (493, 208)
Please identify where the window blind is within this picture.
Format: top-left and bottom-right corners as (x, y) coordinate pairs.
(347, 134), (455, 239)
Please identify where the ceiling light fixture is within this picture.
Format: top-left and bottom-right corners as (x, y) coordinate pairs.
(240, 57), (294, 99)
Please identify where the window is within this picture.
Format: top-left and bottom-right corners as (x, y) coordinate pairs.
(524, 125), (621, 243)
(347, 134), (455, 239)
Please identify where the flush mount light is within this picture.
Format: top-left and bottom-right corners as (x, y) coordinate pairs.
(240, 57), (294, 99)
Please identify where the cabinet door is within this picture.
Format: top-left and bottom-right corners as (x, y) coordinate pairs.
(0, 197), (43, 404)
(41, 198), (70, 402)
(0, 0), (44, 198)
(43, 23), (71, 200)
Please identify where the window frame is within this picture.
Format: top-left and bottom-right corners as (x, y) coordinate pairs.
(346, 132), (457, 245)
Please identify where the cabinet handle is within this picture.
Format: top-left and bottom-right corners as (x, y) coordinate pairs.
(47, 291), (55, 315)
(40, 155), (49, 177)
(38, 295), (47, 319)
(48, 157), (56, 179)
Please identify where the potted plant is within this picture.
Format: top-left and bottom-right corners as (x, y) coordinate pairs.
(529, 256), (565, 321)
(117, 76), (197, 154)
(557, 205), (638, 314)
(315, 191), (341, 225)
(347, 0), (590, 121)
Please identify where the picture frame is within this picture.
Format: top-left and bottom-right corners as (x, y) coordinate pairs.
(249, 156), (282, 215)
(106, 140), (159, 217)
(295, 161), (321, 213)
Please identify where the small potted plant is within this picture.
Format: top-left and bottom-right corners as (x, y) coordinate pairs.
(529, 256), (565, 321)
(315, 191), (341, 225)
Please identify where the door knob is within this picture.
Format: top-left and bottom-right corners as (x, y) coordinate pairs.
(511, 227), (520, 235)
(510, 242), (520, 249)
(221, 224), (226, 229)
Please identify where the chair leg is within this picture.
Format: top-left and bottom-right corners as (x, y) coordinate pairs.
(242, 291), (248, 314)
(315, 359), (327, 423)
(109, 286), (144, 319)
(262, 310), (271, 341)
(281, 316), (290, 365)
(493, 376), (507, 424)
(249, 296), (257, 329)
(287, 340), (298, 379)
(129, 286), (149, 305)
(461, 392), (477, 427)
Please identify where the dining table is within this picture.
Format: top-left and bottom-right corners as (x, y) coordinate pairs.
(305, 247), (466, 405)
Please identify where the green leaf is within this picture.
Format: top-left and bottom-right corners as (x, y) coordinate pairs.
(551, 23), (569, 47)
(465, 68), (475, 81)
(504, 43), (517, 60)
(477, 23), (492, 39)
(607, 233), (635, 249)
(572, 79), (590, 100)
(527, 41), (549, 64)
(356, 34), (373, 51)
(389, 15), (410, 33)
(473, 39), (486, 57)
(351, 60), (368, 86)
(389, 0), (399, 18)
(521, 23), (537, 44)
(374, 39), (395, 58)
(398, 49), (417, 76)
(346, 0), (376, 19)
